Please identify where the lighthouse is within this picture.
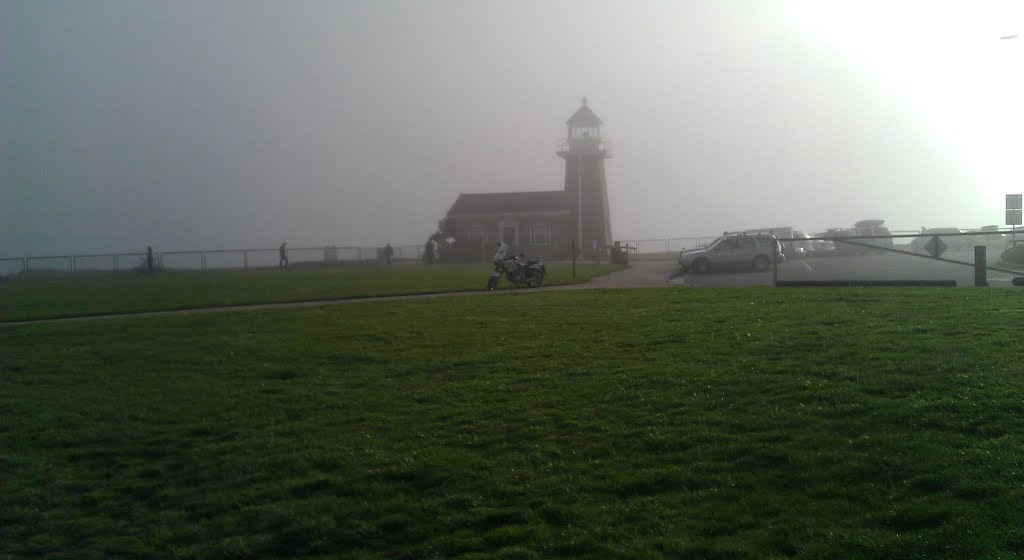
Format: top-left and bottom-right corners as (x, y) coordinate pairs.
(557, 97), (613, 255)
(445, 99), (614, 261)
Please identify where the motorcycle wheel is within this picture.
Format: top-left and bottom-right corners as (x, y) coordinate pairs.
(526, 272), (543, 288)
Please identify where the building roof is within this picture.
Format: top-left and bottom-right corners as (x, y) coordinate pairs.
(566, 98), (602, 126)
(447, 190), (571, 216)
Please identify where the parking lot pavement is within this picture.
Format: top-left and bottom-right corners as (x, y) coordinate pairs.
(587, 260), (681, 288)
(672, 253), (1024, 288)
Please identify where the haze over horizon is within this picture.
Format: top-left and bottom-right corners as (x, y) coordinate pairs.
(2, 0), (1023, 256)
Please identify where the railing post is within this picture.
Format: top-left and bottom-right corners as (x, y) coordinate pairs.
(21, 258), (27, 273)
(201, 251), (207, 271)
(69, 256), (74, 273)
(975, 245), (987, 287)
(243, 250), (248, 270)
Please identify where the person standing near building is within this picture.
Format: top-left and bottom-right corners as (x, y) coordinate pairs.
(384, 243), (394, 265)
(279, 242), (288, 268)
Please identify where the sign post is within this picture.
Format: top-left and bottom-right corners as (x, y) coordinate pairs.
(1007, 194), (1022, 246)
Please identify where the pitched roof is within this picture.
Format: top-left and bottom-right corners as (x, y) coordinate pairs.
(566, 99), (602, 126)
(447, 190), (571, 216)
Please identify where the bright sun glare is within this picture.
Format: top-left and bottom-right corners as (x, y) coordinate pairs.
(788, 0), (1024, 220)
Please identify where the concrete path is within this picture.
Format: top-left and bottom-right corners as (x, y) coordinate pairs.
(0, 261), (681, 327)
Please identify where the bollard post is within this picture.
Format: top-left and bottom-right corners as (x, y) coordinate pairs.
(573, 240), (578, 278)
(772, 243), (778, 287)
(975, 245), (987, 287)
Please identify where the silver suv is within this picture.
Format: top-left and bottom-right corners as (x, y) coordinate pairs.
(679, 233), (784, 273)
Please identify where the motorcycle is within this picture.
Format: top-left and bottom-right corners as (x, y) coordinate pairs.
(486, 256), (546, 291)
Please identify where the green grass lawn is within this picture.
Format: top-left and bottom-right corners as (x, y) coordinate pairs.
(3, 288), (1024, 559)
(0, 263), (621, 322)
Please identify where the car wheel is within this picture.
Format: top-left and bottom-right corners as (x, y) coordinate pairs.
(752, 255), (769, 271)
(691, 258), (709, 273)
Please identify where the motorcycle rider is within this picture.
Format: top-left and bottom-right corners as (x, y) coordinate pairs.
(488, 242), (521, 290)
(492, 241), (510, 265)
(487, 241), (545, 290)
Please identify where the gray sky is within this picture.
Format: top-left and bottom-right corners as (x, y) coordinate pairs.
(2, 0), (1023, 255)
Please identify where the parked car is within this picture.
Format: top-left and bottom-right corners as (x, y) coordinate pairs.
(909, 228), (976, 254)
(829, 219), (894, 256)
(679, 233), (784, 273)
(973, 225), (1009, 253)
(809, 232), (837, 256)
(741, 226), (812, 258)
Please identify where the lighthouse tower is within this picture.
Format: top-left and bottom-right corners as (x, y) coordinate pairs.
(557, 98), (612, 255)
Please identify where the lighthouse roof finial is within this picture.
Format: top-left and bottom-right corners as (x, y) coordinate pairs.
(566, 98), (602, 126)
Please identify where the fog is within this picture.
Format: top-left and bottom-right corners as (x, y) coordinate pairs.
(2, 0), (1023, 256)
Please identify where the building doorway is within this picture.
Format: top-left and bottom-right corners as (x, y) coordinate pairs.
(499, 221), (519, 247)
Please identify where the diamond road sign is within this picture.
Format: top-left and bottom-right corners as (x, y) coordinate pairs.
(924, 235), (947, 258)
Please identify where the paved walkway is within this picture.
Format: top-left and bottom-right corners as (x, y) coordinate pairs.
(587, 259), (679, 288)
(1, 261), (681, 326)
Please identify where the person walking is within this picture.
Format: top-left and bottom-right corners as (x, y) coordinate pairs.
(279, 242), (288, 268)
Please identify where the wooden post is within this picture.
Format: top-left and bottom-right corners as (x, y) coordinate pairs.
(975, 246), (987, 287)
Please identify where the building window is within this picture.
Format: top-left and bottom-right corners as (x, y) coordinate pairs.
(468, 223), (487, 244)
(531, 222), (551, 246)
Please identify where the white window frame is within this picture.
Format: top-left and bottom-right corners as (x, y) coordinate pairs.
(468, 223), (488, 244)
(531, 222), (552, 246)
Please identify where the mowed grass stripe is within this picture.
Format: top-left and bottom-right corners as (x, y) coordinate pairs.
(0, 263), (622, 322)
(2, 288), (1023, 558)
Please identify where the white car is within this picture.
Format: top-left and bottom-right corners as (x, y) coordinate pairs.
(679, 233), (784, 273)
